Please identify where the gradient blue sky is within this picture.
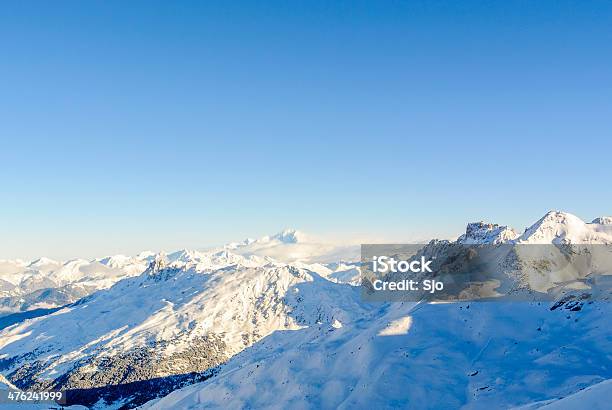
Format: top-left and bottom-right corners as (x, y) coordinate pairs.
(1, 1), (611, 260)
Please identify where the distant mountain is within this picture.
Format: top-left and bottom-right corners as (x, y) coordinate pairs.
(0, 255), (150, 317)
(591, 216), (612, 225)
(0, 229), (360, 318)
(227, 228), (360, 264)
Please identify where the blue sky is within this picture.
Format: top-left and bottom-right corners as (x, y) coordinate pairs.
(1, 1), (611, 260)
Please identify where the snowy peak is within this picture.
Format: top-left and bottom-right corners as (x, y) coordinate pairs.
(454, 211), (612, 245)
(457, 221), (519, 244)
(97, 254), (138, 269)
(224, 229), (358, 263)
(224, 229), (303, 251)
(270, 228), (308, 244)
(167, 248), (200, 263)
(518, 211), (612, 244)
(227, 229), (310, 249)
(28, 257), (61, 270)
(250, 229), (310, 245)
(592, 216), (612, 225)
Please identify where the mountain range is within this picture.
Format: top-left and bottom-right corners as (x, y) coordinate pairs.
(0, 211), (611, 409)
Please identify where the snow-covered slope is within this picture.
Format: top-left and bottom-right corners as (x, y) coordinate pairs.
(513, 379), (612, 409)
(141, 296), (611, 409)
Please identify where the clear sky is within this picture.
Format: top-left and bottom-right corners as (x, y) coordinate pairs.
(1, 1), (611, 260)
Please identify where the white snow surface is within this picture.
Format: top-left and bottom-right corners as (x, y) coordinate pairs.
(513, 379), (612, 409)
(140, 297), (610, 409)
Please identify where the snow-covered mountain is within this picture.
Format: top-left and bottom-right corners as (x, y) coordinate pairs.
(0, 211), (611, 409)
(0, 245), (371, 408)
(0, 229), (359, 319)
(457, 222), (520, 244)
(227, 228), (360, 264)
(517, 211), (612, 244)
(0, 255), (152, 317)
(458, 211), (612, 245)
